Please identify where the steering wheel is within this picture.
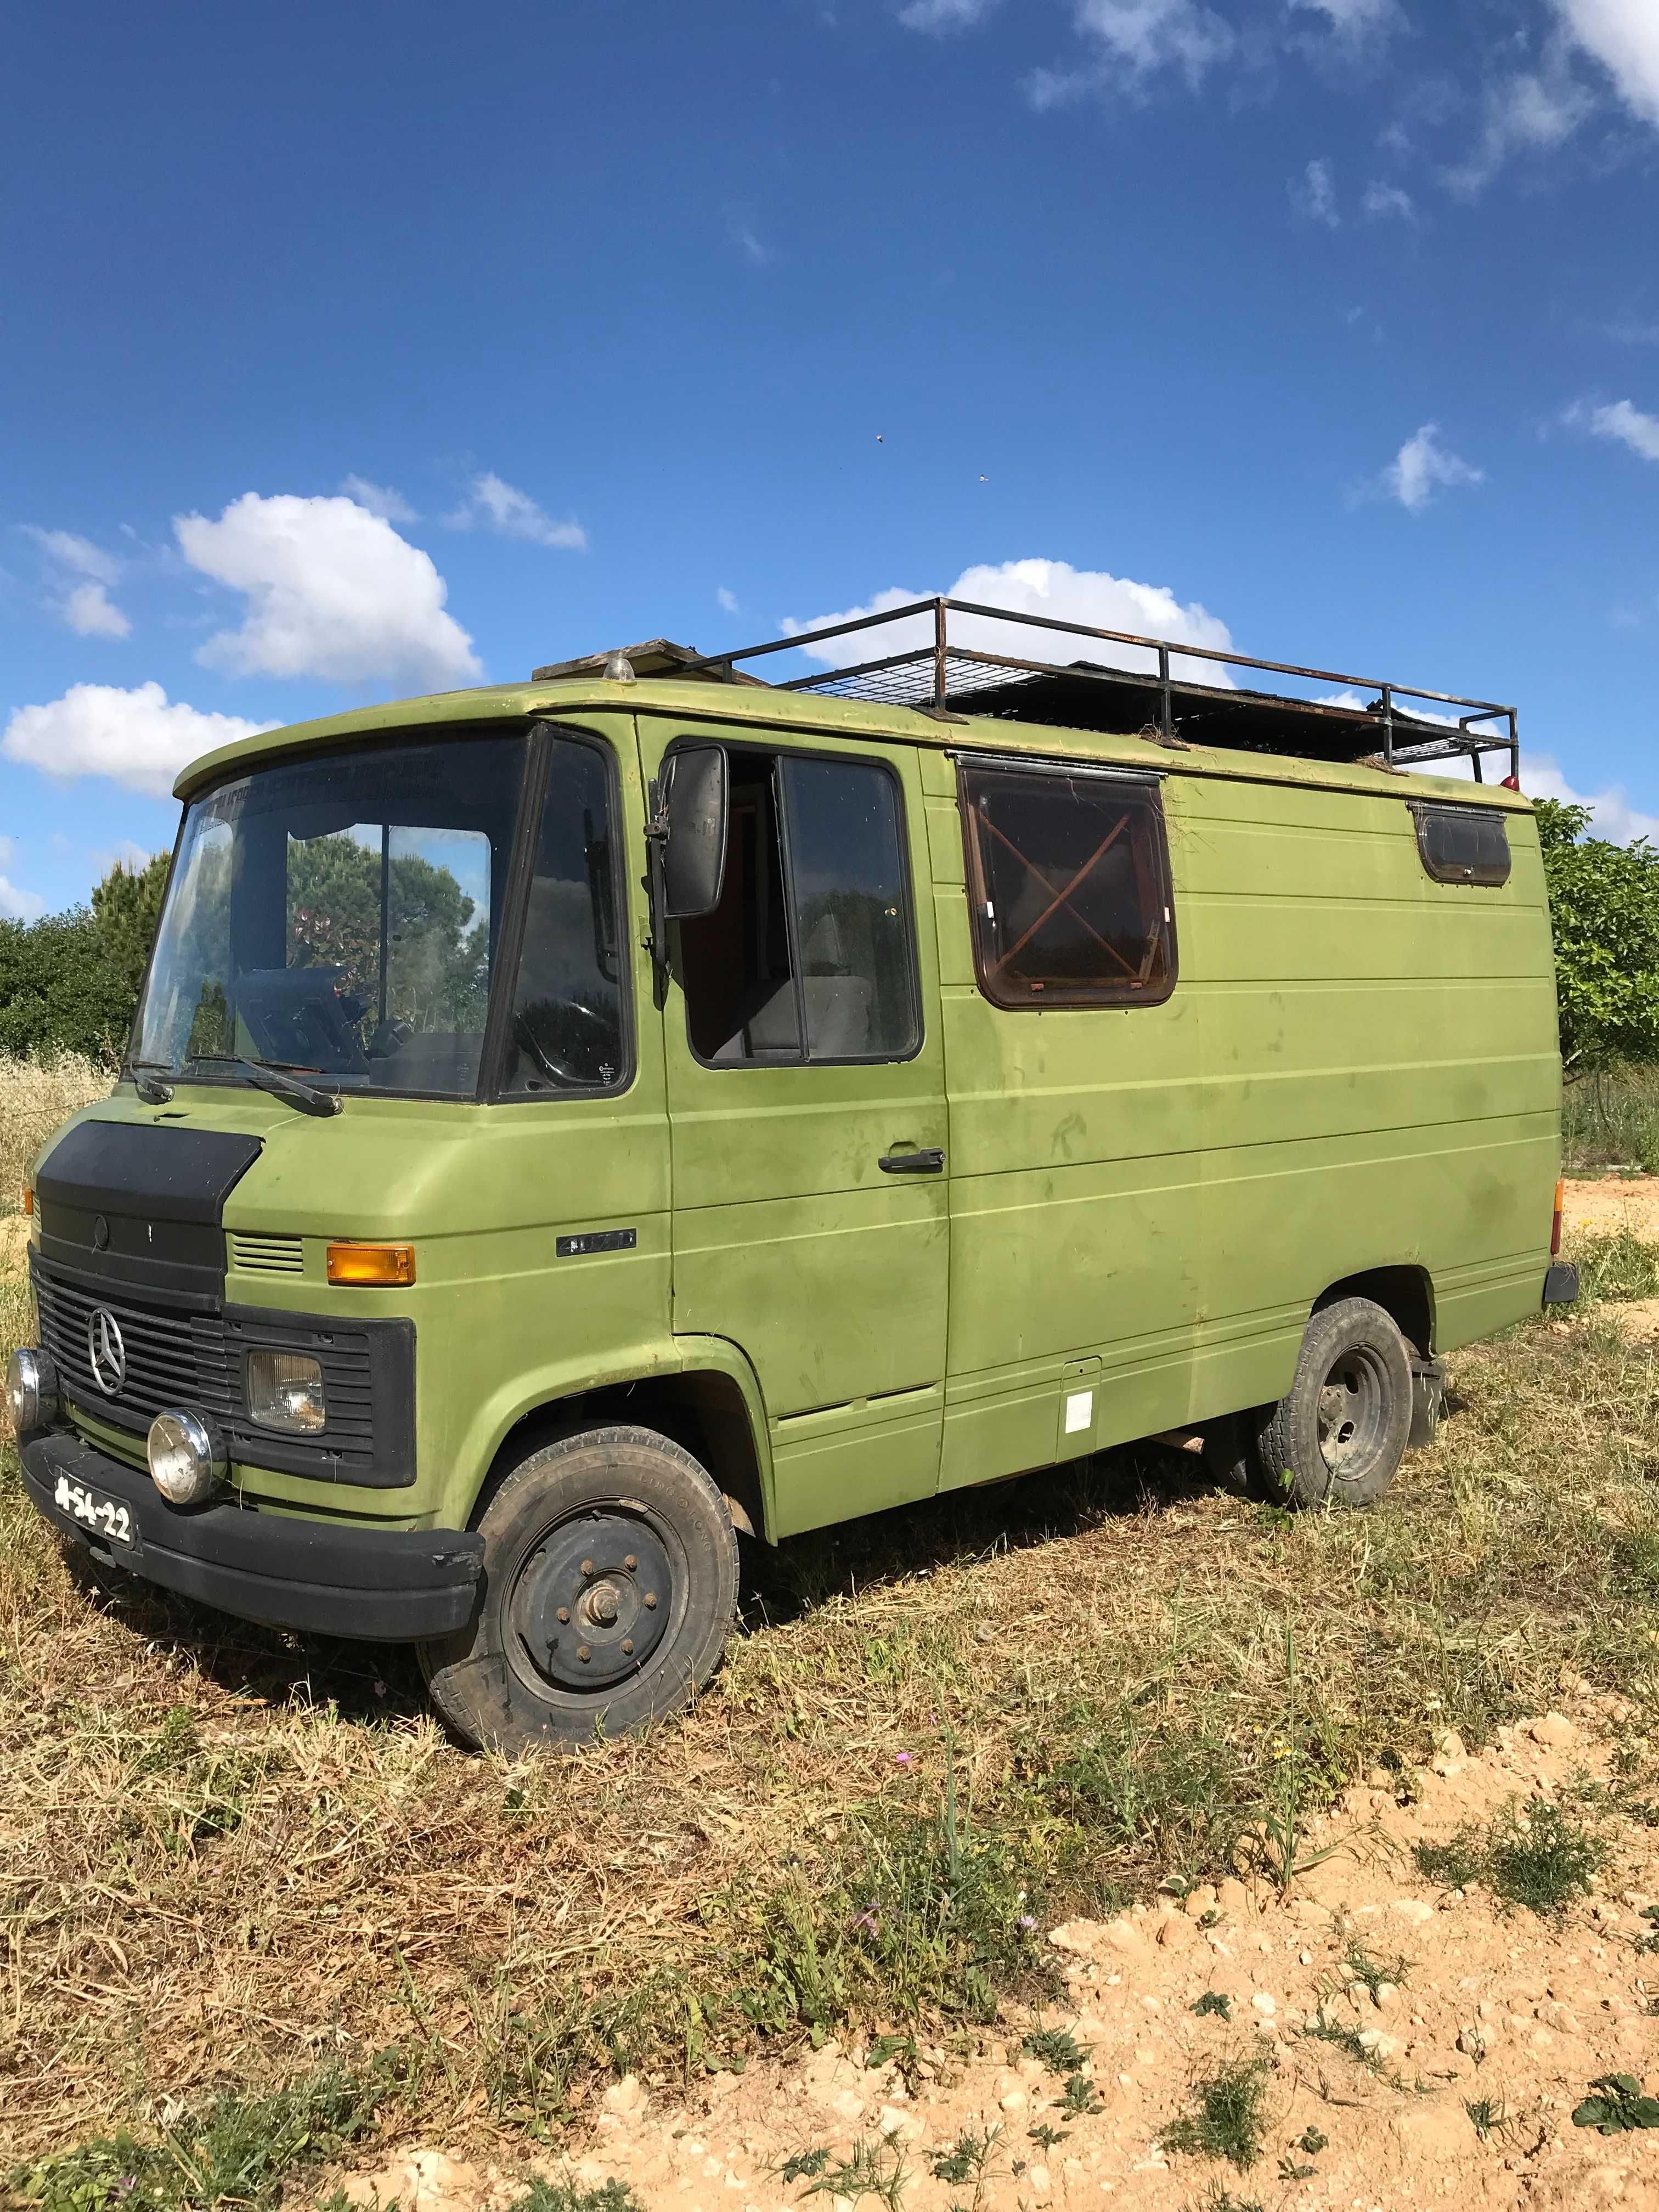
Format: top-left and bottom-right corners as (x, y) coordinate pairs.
(512, 1000), (618, 1087)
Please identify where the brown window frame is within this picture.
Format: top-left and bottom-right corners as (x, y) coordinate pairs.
(958, 754), (1178, 1012)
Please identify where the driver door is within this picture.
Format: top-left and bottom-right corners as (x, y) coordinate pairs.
(644, 720), (951, 1538)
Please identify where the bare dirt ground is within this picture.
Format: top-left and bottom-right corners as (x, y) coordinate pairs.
(334, 1700), (1659, 2212)
(1561, 1178), (1659, 1242)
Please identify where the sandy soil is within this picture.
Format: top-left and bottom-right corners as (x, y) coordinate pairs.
(1561, 1178), (1659, 1242)
(334, 1700), (1659, 2212)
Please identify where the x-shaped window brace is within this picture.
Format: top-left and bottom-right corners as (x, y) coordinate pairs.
(975, 802), (1160, 985)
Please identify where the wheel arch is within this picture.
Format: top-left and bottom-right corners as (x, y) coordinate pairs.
(461, 1344), (774, 1543)
(1313, 1265), (1436, 1358)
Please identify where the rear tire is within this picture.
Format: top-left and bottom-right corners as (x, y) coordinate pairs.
(1251, 1296), (1413, 1510)
(418, 1425), (738, 1754)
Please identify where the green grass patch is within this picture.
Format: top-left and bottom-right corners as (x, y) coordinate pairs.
(5, 2058), (397, 2212)
(1415, 1798), (1605, 1916)
(1160, 2050), (1272, 2171)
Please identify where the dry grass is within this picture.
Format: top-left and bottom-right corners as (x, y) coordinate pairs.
(2, 1235), (1657, 2196)
(0, 1053), (111, 1216)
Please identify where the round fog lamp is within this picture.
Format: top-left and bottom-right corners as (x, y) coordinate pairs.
(5, 1347), (58, 1434)
(147, 1408), (227, 1505)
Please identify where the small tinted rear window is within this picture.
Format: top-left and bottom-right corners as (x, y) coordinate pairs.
(1412, 804), (1511, 887)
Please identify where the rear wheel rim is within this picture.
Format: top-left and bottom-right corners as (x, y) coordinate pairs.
(1315, 1343), (1391, 1477)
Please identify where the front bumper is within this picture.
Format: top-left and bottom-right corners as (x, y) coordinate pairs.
(19, 1427), (482, 1642)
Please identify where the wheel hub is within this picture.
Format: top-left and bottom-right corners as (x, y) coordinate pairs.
(510, 1513), (672, 1691)
(1316, 1347), (1386, 1474)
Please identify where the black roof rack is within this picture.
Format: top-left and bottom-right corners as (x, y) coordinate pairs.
(578, 597), (1519, 783)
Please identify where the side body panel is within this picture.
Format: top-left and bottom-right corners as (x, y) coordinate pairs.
(926, 756), (1558, 1489)
(923, 753), (1204, 1488)
(1182, 771), (1559, 1403)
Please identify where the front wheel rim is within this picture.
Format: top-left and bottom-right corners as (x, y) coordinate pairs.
(1315, 1344), (1391, 1477)
(505, 1507), (675, 1697)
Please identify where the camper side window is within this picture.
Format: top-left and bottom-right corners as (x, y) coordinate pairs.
(1412, 804), (1511, 887)
(961, 761), (1176, 1011)
(678, 749), (921, 1065)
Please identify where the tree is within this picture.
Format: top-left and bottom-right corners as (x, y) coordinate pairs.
(0, 907), (138, 1063)
(91, 851), (172, 1003)
(1536, 797), (1659, 1074)
(0, 851), (171, 1064)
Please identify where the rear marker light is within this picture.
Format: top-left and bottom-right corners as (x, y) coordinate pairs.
(327, 1241), (416, 1286)
(22, 1186), (33, 1217)
(1551, 1178), (1564, 1259)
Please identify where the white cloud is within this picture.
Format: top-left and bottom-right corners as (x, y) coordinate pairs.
(897, 0), (999, 28)
(1527, 755), (1659, 843)
(341, 474), (419, 523)
(725, 214), (777, 267)
(25, 529), (119, 584)
(1291, 0), (1398, 31)
(3, 681), (278, 800)
(1571, 396), (1659, 461)
(1551, 0), (1659, 125)
(1363, 179), (1418, 220)
(23, 526), (133, 639)
(783, 557), (1234, 690)
(717, 586), (741, 615)
(444, 472), (587, 551)
(1028, 0), (1235, 103)
(63, 581), (132, 639)
(1291, 157), (1341, 226)
(177, 492), (482, 687)
(1380, 423), (1485, 510)
(1446, 55), (1595, 195)
(0, 873), (46, 923)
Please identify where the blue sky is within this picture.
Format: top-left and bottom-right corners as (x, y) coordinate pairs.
(3, 0), (1658, 919)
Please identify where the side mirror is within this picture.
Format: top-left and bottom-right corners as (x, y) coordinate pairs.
(661, 744), (728, 919)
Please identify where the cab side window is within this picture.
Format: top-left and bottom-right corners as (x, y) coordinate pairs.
(502, 735), (628, 1093)
(961, 760), (1176, 1009)
(678, 750), (919, 1065)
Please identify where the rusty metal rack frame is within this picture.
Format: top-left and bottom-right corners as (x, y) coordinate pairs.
(678, 596), (1520, 782)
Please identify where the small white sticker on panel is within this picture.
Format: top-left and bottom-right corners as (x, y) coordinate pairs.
(1064, 1389), (1094, 1435)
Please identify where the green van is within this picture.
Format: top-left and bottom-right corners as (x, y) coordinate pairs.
(8, 600), (1576, 1751)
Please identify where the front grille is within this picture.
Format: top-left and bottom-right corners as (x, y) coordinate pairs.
(229, 1232), (304, 1274)
(30, 1255), (409, 1486)
(36, 1267), (236, 1430)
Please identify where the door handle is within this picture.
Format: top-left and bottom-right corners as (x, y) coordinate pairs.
(879, 1147), (945, 1174)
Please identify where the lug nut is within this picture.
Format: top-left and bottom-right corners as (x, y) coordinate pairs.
(556, 1606), (570, 1624)
(624, 1554), (637, 1571)
(580, 1558), (595, 1576)
(577, 1644), (592, 1663)
(621, 1639), (634, 1655)
(644, 1592), (658, 1609)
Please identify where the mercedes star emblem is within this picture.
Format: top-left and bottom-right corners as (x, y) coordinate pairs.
(88, 1308), (127, 1396)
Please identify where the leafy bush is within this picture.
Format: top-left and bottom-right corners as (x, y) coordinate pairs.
(1538, 799), (1659, 1074)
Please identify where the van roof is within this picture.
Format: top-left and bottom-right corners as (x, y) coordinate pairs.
(173, 668), (1531, 811)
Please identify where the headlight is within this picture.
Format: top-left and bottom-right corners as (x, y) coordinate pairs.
(5, 1347), (57, 1434)
(147, 1408), (227, 1504)
(246, 1350), (326, 1434)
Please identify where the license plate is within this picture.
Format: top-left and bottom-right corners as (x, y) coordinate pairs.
(52, 1472), (137, 1549)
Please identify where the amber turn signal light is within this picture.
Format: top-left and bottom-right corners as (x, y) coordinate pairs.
(1551, 1178), (1564, 1259)
(326, 1241), (416, 1286)
(22, 1186), (32, 1217)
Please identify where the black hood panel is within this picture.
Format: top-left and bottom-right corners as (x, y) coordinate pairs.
(36, 1120), (263, 1306)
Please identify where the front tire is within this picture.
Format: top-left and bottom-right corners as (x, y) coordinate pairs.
(418, 1425), (739, 1753)
(1251, 1296), (1413, 1510)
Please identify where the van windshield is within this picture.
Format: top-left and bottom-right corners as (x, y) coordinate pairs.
(131, 732), (527, 1098)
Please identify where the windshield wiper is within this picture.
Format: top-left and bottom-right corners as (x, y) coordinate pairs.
(187, 1054), (342, 1118)
(127, 1057), (176, 1105)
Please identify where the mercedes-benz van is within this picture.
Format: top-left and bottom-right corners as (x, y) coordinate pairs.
(8, 601), (1576, 1751)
